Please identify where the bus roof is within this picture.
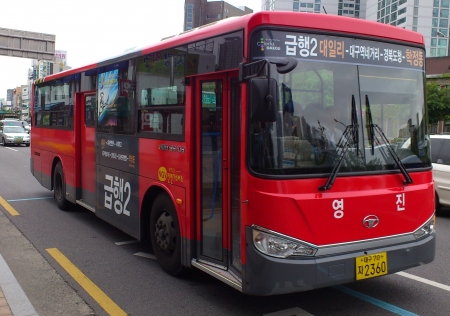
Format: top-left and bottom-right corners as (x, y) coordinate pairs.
(39, 11), (424, 83)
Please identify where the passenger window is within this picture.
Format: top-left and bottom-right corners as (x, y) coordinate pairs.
(136, 47), (186, 141)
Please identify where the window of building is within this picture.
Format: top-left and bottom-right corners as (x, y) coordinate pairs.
(439, 18), (448, 27)
(397, 17), (406, 24)
(439, 28), (448, 36)
(398, 7), (407, 15)
(443, 0), (450, 9)
(442, 9), (449, 18)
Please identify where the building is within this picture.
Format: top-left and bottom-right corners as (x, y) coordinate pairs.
(184, 0), (253, 31)
(261, 0), (446, 58)
(366, 0), (444, 58)
(263, 0), (366, 18)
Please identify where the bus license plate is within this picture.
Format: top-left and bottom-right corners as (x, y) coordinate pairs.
(355, 252), (388, 280)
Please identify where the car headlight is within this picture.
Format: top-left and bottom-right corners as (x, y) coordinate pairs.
(413, 216), (435, 240)
(252, 226), (318, 258)
(6, 136), (14, 140)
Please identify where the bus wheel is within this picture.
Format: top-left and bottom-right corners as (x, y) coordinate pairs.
(54, 162), (69, 210)
(150, 193), (185, 276)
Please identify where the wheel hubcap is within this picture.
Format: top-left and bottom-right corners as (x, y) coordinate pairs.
(154, 211), (176, 254)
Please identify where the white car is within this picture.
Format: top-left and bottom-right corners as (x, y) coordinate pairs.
(431, 135), (450, 210)
(0, 126), (30, 147)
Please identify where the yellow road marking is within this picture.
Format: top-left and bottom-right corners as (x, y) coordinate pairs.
(46, 248), (127, 316)
(0, 196), (20, 216)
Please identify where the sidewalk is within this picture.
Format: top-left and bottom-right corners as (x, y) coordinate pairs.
(0, 253), (38, 316)
(0, 209), (94, 316)
(0, 286), (13, 316)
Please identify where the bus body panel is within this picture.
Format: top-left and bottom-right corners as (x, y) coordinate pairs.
(96, 164), (141, 239)
(31, 128), (76, 191)
(243, 171), (433, 247)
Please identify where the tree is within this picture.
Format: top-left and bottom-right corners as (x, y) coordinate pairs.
(426, 82), (450, 124)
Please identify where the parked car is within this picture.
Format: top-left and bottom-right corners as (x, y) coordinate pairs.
(0, 126), (30, 146)
(430, 134), (450, 210)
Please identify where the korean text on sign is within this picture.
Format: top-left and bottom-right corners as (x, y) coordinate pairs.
(104, 174), (131, 216)
(285, 35), (318, 57)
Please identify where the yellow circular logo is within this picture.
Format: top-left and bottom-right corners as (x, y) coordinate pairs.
(158, 167), (167, 182)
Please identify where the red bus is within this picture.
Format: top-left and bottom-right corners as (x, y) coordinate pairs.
(30, 11), (435, 295)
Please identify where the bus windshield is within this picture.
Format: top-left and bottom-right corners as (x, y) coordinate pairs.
(248, 30), (430, 176)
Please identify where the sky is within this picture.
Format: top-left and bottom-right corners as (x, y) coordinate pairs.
(0, 0), (261, 100)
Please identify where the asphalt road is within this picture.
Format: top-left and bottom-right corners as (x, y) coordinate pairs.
(0, 144), (449, 316)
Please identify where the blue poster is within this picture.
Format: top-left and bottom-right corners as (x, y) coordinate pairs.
(98, 69), (119, 127)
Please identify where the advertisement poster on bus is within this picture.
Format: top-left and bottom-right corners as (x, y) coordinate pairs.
(98, 69), (119, 127)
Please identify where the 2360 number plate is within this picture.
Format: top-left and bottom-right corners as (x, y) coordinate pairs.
(355, 252), (388, 280)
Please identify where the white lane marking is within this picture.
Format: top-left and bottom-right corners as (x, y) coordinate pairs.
(115, 240), (139, 246)
(264, 307), (313, 316)
(0, 254), (38, 316)
(133, 252), (157, 260)
(396, 271), (450, 292)
(5, 147), (18, 152)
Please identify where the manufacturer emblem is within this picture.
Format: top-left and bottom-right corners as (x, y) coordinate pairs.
(363, 215), (379, 228)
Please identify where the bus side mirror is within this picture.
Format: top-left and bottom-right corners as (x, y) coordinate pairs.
(249, 77), (279, 123)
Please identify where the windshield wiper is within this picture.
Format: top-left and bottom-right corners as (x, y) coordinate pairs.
(319, 95), (360, 191)
(365, 95), (413, 185)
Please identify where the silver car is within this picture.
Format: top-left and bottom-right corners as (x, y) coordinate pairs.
(0, 126), (30, 147)
(431, 134), (450, 211)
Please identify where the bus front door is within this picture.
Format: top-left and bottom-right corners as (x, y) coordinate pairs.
(195, 72), (242, 282)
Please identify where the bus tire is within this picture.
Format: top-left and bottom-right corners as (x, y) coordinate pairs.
(54, 162), (69, 211)
(150, 193), (185, 276)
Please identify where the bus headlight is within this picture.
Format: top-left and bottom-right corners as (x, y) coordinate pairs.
(252, 226), (317, 258)
(413, 216), (435, 240)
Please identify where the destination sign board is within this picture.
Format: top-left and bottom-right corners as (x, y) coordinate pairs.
(251, 30), (425, 70)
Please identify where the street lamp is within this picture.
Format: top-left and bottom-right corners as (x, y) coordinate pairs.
(437, 31), (448, 38)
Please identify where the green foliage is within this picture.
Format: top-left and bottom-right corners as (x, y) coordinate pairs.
(426, 82), (450, 124)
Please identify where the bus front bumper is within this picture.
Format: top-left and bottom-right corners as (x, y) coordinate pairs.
(243, 226), (436, 295)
